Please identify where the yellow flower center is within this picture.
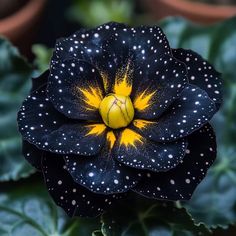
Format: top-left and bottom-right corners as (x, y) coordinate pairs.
(99, 93), (134, 129)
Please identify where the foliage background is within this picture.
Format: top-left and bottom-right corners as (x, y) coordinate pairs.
(0, 0), (236, 235)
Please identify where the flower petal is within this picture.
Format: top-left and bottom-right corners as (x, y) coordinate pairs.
(48, 59), (105, 120)
(172, 49), (222, 109)
(52, 23), (171, 65)
(18, 86), (68, 146)
(18, 86), (106, 155)
(64, 145), (142, 194)
(51, 22), (125, 64)
(51, 22), (129, 89)
(42, 123), (107, 155)
(101, 25), (173, 94)
(113, 128), (187, 172)
(51, 23), (172, 95)
(22, 141), (42, 171)
(42, 154), (124, 217)
(131, 54), (188, 119)
(129, 25), (171, 60)
(133, 123), (216, 200)
(132, 84), (216, 142)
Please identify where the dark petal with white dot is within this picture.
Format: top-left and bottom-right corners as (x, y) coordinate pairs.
(172, 48), (222, 110)
(102, 25), (172, 91)
(17, 86), (106, 155)
(104, 24), (171, 66)
(22, 141), (42, 171)
(51, 22), (172, 94)
(17, 86), (69, 150)
(48, 59), (105, 120)
(40, 123), (107, 155)
(42, 154), (124, 217)
(132, 54), (188, 120)
(129, 25), (171, 60)
(51, 22), (125, 64)
(64, 147), (142, 194)
(51, 22), (129, 87)
(133, 123), (216, 200)
(134, 84), (216, 142)
(113, 132), (188, 172)
(52, 22), (171, 65)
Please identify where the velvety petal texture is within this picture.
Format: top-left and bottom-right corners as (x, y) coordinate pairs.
(18, 84), (106, 155)
(48, 59), (105, 120)
(22, 141), (42, 171)
(52, 22), (171, 70)
(132, 85), (216, 142)
(172, 49), (222, 109)
(131, 54), (188, 120)
(40, 123), (107, 155)
(18, 85), (69, 149)
(18, 22), (222, 218)
(42, 154), (124, 217)
(113, 128), (188, 172)
(52, 22), (172, 95)
(64, 146), (142, 194)
(133, 124), (216, 200)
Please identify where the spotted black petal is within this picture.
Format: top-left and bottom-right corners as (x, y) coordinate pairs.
(51, 22), (172, 94)
(17, 86), (68, 148)
(133, 84), (216, 142)
(41, 123), (107, 155)
(128, 25), (171, 60)
(131, 54), (188, 120)
(51, 22), (129, 87)
(100, 25), (172, 89)
(64, 146), (142, 194)
(172, 49), (222, 109)
(113, 128), (187, 172)
(48, 59), (105, 120)
(52, 22), (171, 63)
(51, 22), (125, 64)
(17, 86), (106, 155)
(133, 123), (216, 200)
(22, 141), (42, 171)
(42, 154), (124, 217)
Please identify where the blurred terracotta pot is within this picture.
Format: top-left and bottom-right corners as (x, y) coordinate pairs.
(143, 0), (236, 24)
(0, 0), (46, 55)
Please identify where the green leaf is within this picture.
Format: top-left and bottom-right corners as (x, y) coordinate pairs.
(160, 16), (236, 228)
(212, 225), (236, 235)
(92, 230), (104, 236)
(0, 176), (99, 236)
(32, 44), (53, 73)
(0, 38), (35, 181)
(67, 0), (134, 27)
(100, 198), (210, 236)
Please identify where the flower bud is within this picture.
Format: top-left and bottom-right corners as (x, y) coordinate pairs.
(99, 94), (134, 129)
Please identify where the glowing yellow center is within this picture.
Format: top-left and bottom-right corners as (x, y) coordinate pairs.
(99, 93), (134, 129)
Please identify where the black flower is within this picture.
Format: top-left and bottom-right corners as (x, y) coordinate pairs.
(18, 22), (222, 217)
